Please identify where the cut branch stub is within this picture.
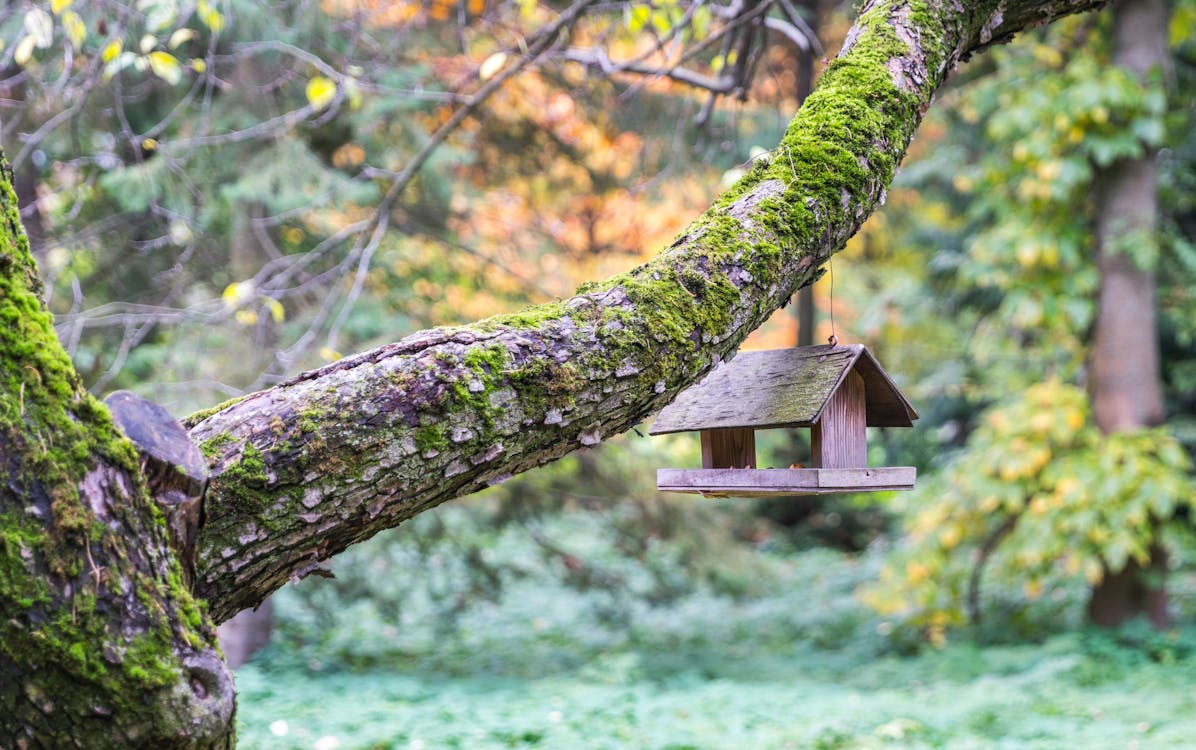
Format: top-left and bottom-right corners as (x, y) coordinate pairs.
(106, 390), (209, 587)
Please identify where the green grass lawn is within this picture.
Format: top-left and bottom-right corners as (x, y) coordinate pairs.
(235, 634), (1195, 749)
(233, 541), (1196, 750)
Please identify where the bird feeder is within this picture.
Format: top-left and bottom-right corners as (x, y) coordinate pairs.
(651, 344), (918, 497)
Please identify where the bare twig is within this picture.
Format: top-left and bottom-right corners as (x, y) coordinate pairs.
(966, 512), (1022, 626)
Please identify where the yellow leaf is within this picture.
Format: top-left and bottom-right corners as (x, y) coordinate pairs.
(189, 58), (206, 73)
(264, 297), (285, 324)
(51, 0), (74, 14)
(305, 76), (337, 109)
(344, 78), (363, 110)
(148, 50), (182, 85)
(62, 11), (85, 49)
(905, 561), (930, 584)
(478, 52), (506, 82)
(938, 525), (961, 550)
(222, 281), (254, 307)
(235, 310), (259, 326)
(205, 10), (225, 33)
(14, 36), (37, 67)
(169, 28), (197, 49)
(140, 34), (157, 54)
(102, 39), (122, 62)
(141, 138), (158, 152)
(319, 346), (342, 362)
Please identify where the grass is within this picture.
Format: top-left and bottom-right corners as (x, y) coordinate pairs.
(232, 522), (1196, 750)
(236, 633), (1195, 749)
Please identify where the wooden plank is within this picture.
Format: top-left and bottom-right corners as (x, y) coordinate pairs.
(650, 345), (917, 435)
(811, 369), (866, 468)
(700, 428), (756, 469)
(650, 346), (856, 434)
(657, 467), (916, 497)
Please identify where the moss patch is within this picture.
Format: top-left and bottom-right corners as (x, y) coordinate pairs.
(1, 153), (219, 738)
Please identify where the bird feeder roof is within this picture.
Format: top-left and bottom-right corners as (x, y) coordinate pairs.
(649, 344), (918, 435)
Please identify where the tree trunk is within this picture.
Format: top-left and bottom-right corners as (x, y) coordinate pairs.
(217, 600), (274, 669)
(1086, 0), (1170, 629)
(0, 162), (233, 748)
(0, 1), (1112, 745)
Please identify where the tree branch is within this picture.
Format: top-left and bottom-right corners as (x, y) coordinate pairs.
(188, 0), (1109, 624)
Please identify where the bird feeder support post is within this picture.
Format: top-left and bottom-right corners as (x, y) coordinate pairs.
(811, 369), (867, 469)
(700, 428), (757, 469)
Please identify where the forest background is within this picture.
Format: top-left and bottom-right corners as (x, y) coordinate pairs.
(2, 0), (1196, 747)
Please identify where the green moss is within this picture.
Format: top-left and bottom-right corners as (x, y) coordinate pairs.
(1, 154), (217, 727)
(474, 300), (571, 332)
(415, 424), (449, 453)
(298, 408), (324, 433)
(216, 443), (273, 510)
(182, 393), (250, 427)
(199, 433), (236, 460)
(463, 343), (508, 373)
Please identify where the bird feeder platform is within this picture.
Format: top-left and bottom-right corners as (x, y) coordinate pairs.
(650, 344), (918, 497)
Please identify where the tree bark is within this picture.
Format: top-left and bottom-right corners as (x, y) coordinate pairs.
(1086, 0), (1170, 629)
(0, 0), (1110, 745)
(0, 162), (233, 748)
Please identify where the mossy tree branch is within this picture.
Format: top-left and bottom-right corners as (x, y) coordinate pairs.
(188, 0), (1109, 623)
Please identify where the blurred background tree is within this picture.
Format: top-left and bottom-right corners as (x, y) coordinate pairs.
(858, 0), (1196, 640)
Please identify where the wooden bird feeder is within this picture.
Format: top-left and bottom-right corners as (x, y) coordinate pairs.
(651, 344), (918, 497)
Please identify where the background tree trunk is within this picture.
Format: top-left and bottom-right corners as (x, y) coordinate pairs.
(1086, 0), (1171, 629)
(217, 600), (275, 669)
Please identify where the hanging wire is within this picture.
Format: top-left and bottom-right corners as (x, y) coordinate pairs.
(783, 144), (839, 348)
(827, 254), (838, 347)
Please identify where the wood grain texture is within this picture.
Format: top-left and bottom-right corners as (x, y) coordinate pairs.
(657, 467), (916, 497)
(700, 428), (757, 468)
(649, 345), (917, 435)
(812, 369), (867, 468)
